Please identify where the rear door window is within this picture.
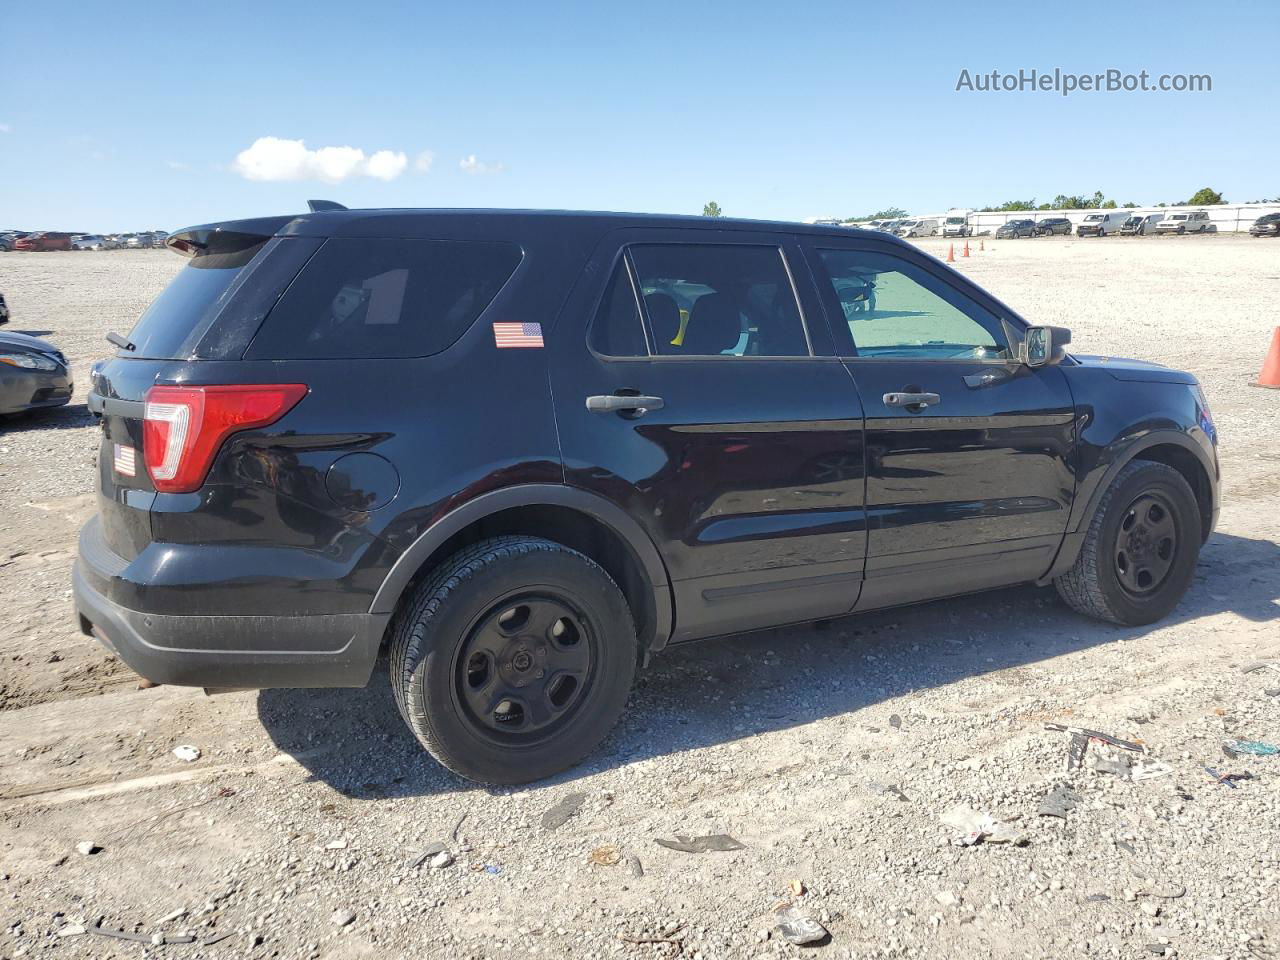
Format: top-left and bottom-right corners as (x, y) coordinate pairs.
(627, 244), (810, 357)
(246, 238), (523, 360)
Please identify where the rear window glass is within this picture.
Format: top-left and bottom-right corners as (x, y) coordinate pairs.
(125, 237), (267, 359)
(246, 238), (522, 360)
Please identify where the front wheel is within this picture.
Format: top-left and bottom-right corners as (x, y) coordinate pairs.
(1054, 461), (1202, 626)
(389, 536), (637, 784)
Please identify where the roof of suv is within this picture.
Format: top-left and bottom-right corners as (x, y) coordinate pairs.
(170, 208), (914, 249)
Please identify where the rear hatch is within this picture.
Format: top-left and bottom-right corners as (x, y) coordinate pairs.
(89, 222), (321, 561)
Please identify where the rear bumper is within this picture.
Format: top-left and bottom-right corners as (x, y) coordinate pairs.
(74, 529), (388, 689)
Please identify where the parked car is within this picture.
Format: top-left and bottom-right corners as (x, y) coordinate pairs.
(878, 219), (904, 233)
(1155, 211), (1211, 234)
(13, 232), (73, 252)
(75, 205), (1220, 784)
(72, 234), (108, 251)
(1119, 214), (1164, 236)
(0, 292), (8, 325)
(1034, 217), (1073, 236)
(995, 219), (1036, 238)
(1076, 212), (1127, 237)
(0, 330), (73, 416)
(1248, 213), (1280, 237)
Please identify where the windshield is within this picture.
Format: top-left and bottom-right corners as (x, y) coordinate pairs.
(945, 217), (964, 224)
(1085, 215), (1103, 222)
(1170, 215), (1187, 220)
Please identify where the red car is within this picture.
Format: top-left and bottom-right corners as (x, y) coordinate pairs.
(13, 232), (73, 252)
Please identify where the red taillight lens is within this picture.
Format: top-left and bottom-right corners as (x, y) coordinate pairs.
(143, 384), (307, 493)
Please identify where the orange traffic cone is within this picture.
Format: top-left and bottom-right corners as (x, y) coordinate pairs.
(1257, 327), (1280, 389)
(946, 243), (955, 263)
(962, 240), (970, 258)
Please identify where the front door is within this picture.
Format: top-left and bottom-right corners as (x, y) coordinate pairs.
(553, 230), (867, 642)
(803, 239), (1077, 610)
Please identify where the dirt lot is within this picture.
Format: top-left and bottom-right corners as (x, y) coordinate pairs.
(1, 238), (1277, 959)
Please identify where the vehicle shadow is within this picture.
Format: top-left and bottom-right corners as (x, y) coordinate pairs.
(0, 402), (95, 433)
(257, 529), (1279, 800)
(5, 329), (56, 338)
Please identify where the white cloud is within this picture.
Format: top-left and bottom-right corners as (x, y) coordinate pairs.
(231, 137), (409, 183)
(414, 150), (435, 174)
(460, 153), (505, 176)
(0, 123), (11, 134)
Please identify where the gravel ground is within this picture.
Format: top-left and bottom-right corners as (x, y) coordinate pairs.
(0, 237), (1277, 959)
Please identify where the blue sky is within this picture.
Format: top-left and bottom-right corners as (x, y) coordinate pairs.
(2, 0), (1277, 231)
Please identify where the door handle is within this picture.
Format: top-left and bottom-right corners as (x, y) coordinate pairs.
(882, 391), (941, 409)
(585, 394), (665, 414)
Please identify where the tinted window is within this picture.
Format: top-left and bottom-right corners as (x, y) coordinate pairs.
(629, 244), (808, 357)
(589, 259), (647, 357)
(125, 235), (268, 359)
(247, 238), (522, 360)
(817, 249), (1011, 360)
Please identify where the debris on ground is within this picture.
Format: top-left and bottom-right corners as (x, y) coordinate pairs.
(1131, 760), (1175, 781)
(789, 879), (806, 896)
(75, 841), (101, 856)
(1046, 722), (1146, 753)
(541, 792), (587, 830)
(56, 924), (86, 937)
(407, 841), (447, 869)
(171, 744), (201, 762)
(1137, 883), (1187, 900)
(1222, 738), (1279, 757)
(619, 925), (685, 951)
(429, 850), (454, 869)
(889, 713), (903, 730)
(626, 853), (644, 878)
(868, 782), (909, 802)
(324, 838), (348, 850)
(939, 804), (1025, 846)
(1087, 747), (1133, 779)
(330, 908), (356, 927)
(654, 834), (746, 853)
(1241, 660), (1280, 675)
(1037, 784), (1079, 819)
(1205, 767), (1254, 788)
(773, 903), (830, 945)
(589, 844), (622, 866)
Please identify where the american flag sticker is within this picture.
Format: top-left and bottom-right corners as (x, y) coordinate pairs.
(493, 322), (544, 349)
(113, 443), (136, 477)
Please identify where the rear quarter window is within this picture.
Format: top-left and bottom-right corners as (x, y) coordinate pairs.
(245, 238), (522, 360)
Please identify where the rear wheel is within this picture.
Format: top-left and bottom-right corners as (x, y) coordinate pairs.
(1054, 461), (1201, 625)
(389, 536), (637, 784)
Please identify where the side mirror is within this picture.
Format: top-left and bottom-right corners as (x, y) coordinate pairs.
(1022, 325), (1071, 367)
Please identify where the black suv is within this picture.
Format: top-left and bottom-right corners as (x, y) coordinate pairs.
(1034, 217), (1072, 236)
(75, 206), (1220, 784)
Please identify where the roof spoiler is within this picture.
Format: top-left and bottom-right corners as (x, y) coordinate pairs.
(307, 199), (348, 212)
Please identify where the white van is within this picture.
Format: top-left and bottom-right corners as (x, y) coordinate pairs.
(942, 209), (973, 237)
(1076, 212), (1127, 237)
(1155, 210), (1212, 234)
(897, 218), (939, 238)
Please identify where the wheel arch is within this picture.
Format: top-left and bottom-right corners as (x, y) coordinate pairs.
(1042, 430), (1217, 584)
(371, 485), (674, 655)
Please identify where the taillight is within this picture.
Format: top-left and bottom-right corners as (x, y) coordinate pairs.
(142, 384), (307, 493)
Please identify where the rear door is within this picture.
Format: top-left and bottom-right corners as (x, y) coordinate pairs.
(802, 237), (1076, 610)
(552, 229), (867, 642)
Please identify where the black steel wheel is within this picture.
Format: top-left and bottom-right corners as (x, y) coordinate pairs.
(1055, 461), (1202, 625)
(454, 595), (596, 742)
(390, 536), (637, 784)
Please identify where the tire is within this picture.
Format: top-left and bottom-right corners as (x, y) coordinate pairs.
(1054, 461), (1201, 626)
(389, 535), (638, 784)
